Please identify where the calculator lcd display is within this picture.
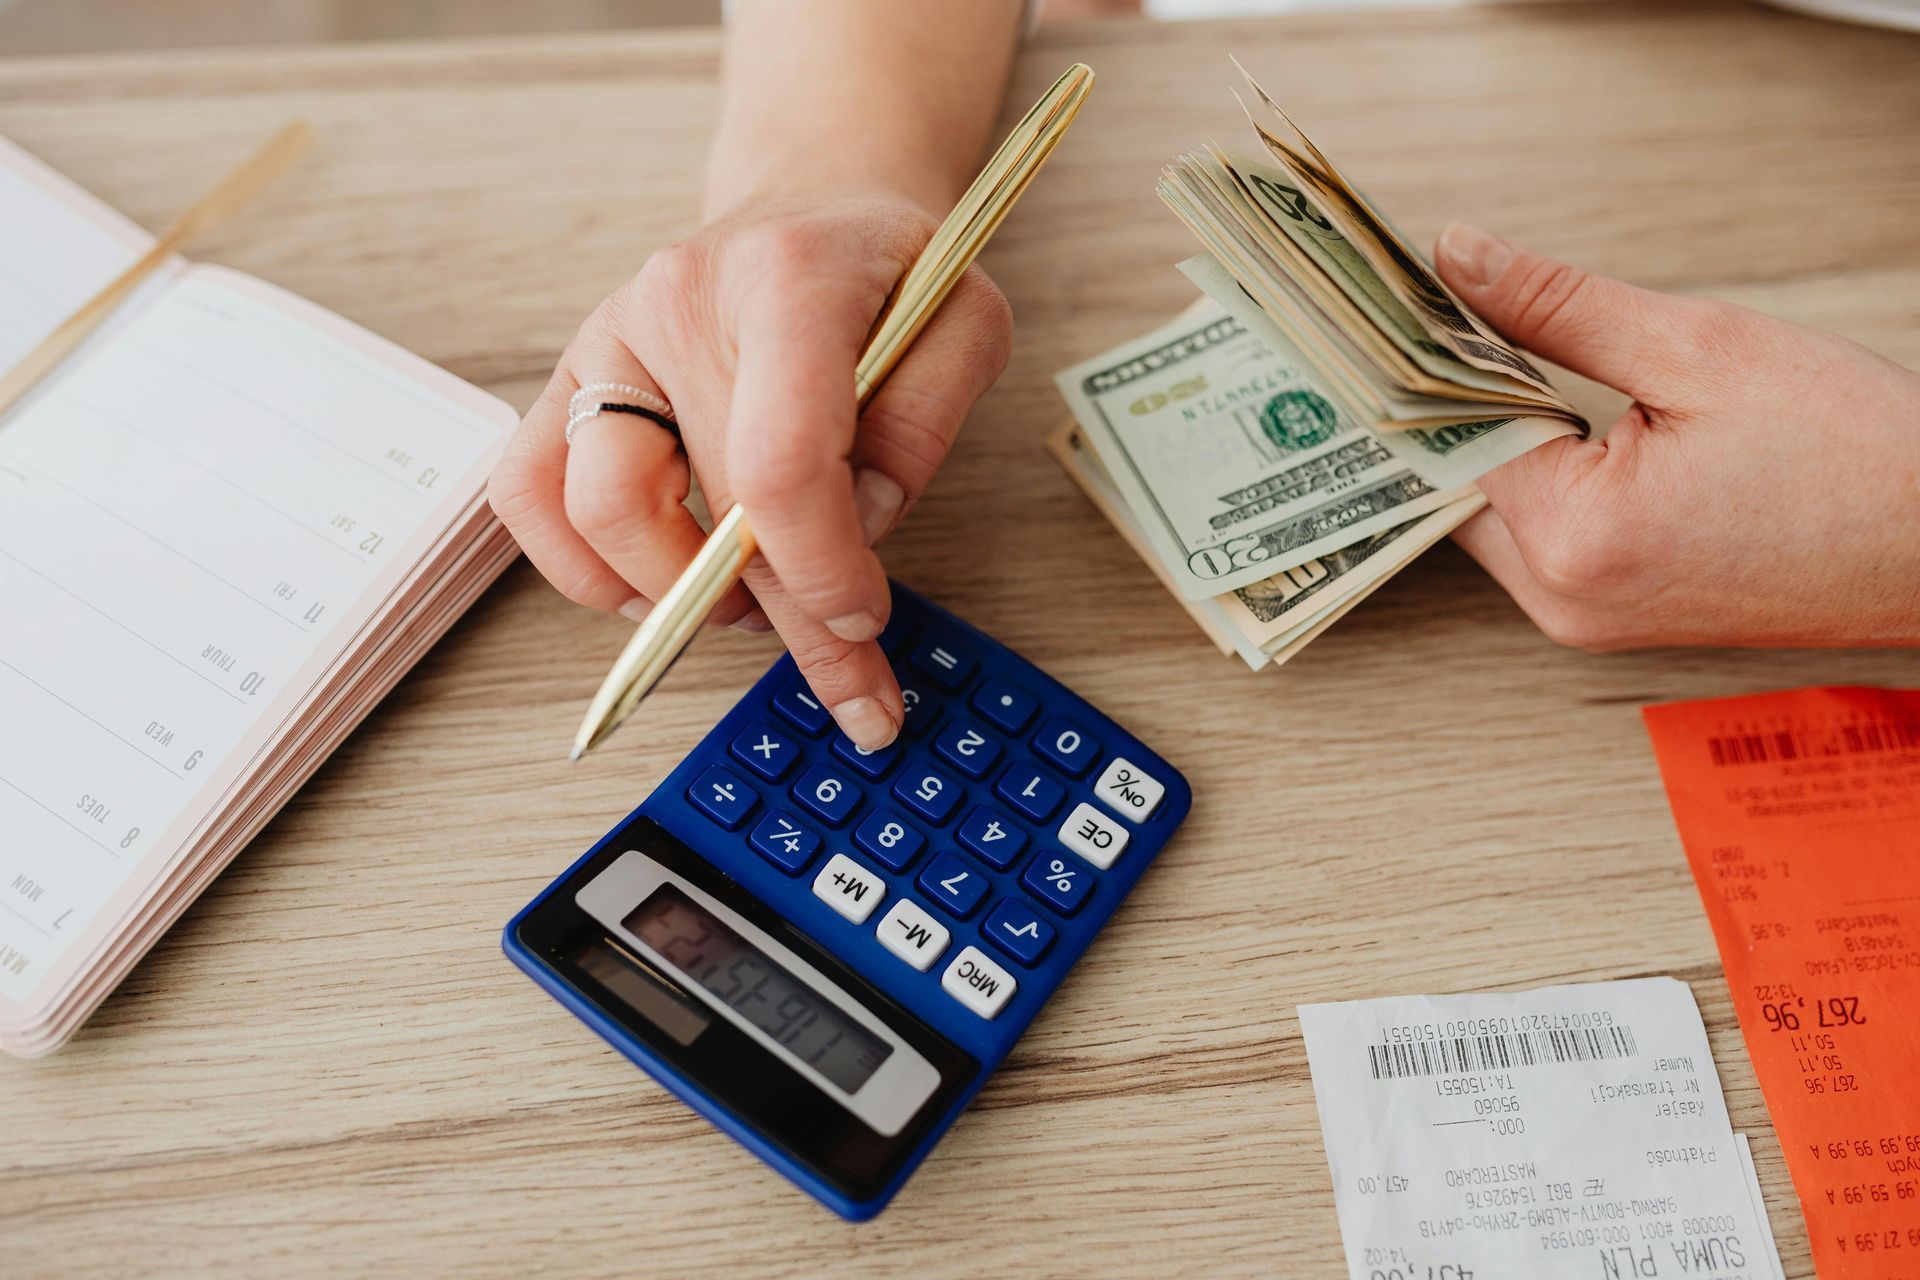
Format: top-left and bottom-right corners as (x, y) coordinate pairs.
(625, 886), (893, 1094)
(568, 936), (710, 1047)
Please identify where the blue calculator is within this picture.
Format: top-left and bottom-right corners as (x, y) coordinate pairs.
(503, 583), (1190, 1220)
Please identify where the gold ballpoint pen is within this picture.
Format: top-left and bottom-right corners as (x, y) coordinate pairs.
(570, 63), (1095, 760)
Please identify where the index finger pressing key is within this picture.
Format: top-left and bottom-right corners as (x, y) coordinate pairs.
(724, 285), (894, 644)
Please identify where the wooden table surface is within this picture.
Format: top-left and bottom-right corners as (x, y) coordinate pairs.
(4, 4), (1918, 1275)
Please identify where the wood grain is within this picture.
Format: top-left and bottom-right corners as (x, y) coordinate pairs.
(3, 4), (1918, 1275)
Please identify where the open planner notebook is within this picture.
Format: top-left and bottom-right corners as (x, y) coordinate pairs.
(0, 138), (519, 1056)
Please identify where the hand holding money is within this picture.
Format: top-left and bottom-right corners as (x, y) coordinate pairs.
(1053, 67), (1920, 667)
(1433, 222), (1920, 650)
(1052, 69), (1584, 670)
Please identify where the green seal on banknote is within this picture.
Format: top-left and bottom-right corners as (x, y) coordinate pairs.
(1259, 389), (1338, 452)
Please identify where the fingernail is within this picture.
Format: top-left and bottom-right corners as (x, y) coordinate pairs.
(825, 609), (884, 642)
(853, 468), (906, 546)
(1439, 222), (1513, 290)
(730, 608), (773, 633)
(618, 598), (651, 623)
(831, 696), (898, 751)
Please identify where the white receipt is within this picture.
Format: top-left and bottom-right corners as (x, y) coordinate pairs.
(1299, 978), (1784, 1280)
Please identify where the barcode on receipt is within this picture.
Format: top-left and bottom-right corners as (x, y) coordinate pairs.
(1367, 1025), (1640, 1080)
(1708, 718), (1920, 766)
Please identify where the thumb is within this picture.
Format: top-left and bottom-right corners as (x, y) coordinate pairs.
(1436, 223), (1685, 403)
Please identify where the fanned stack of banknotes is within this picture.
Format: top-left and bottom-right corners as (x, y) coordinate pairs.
(1051, 68), (1588, 671)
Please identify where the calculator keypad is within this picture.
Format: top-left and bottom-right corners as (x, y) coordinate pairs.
(1057, 801), (1130, 870)
(956, 805), (1026, 869)
(676, 589), (1180, 1026)
(852, 808), (925, 872)
(910, 636), (977, 690)
(932, 720), (1001, 779)
(896, 682), (939, 739)
(730, 721), (799, 782)
(1033, 717), (1100, 778)
(916, 852), (989, 919)
(941, 946), (1016, 1020)
(893, 764), (962, 825)
(771, 678), (833, 736)
(1092, 755), (1166, 822)
(793, 764), (861, 827)
(970, 679), (1037, 735)
(876, 607), (918, 655)
(689, 764), (757, 830)
(876, 899), (949, 971)
(1021, 850), (1094, 916)
(983, 897), (1055, 966)
(813, 853), (884, 924)
(831, 732), (902, 781)
(995, 764), (1064, 823)
(749, 810), (820, 873)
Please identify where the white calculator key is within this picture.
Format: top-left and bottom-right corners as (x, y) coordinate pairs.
(1057, 801), (1130, 869)
(1092, 755), (1165, 823)
(940, 946), (1017, 1020)
(875, 899), (950, 972)
(812, 853), (883, 924)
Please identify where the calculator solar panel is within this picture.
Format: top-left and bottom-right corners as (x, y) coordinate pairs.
(505, 583), (1191, 1218)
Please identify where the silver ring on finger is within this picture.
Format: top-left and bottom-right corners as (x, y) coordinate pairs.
(565, 380), (679, 447)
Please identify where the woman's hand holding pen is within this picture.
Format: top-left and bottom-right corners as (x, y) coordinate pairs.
(489, 1), (1026, 751)
(489, 195), (1011, 750)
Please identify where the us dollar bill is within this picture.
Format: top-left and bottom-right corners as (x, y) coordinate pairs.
(1047, 418), (1486, 670)
(1178, 254), (1581, 493)
(1053, 303), (1465, 600)
(1231, 65), (1571, 407)
(1195, 147), (1529, 400)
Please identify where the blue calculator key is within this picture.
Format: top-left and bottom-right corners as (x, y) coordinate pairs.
(932, 719), (1002, 780)
(771, 678), (832, 736)
(995, 763), (1065, 823)
(1021, 849), (1094, 916)
(983, 897), (1056, 966)
(916, 852), (989, 919)
(956, 804), (1028, 869)
(970, 678), (1038, 735)
(729, 720), (800, 782)
(852, 808), (926, 873)
(909, 635), (977, 691)
(688, 765), (757, 830)
(749, 810), (821, 874)
(896, 682), (941, 740)
(792, 764), (862, 827)
(892, 763), (963, 825)
(1033, 717), (1101, 778)
(877, 606), (918, 655)
(830, 732), (902, 781)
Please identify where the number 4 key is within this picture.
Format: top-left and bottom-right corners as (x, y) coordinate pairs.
(958, 806), (1027, 869)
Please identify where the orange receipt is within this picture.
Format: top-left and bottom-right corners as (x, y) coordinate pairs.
(1645, 685), (1920, 1279)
